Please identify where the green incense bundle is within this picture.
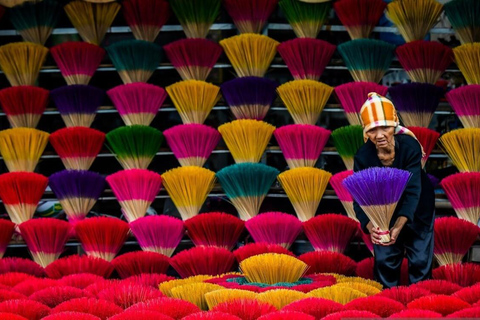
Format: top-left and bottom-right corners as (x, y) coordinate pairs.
(331, 125), (364, 170)
(444, 0), (480, 44)
(278, 0), (331, 38)
(170, 0), (221, 38)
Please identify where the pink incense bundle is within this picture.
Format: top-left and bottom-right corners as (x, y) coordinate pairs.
(107, 82), (167, 126)
(163, 124), (221, 167)
(18, 218), (71, 268)
(333, 0), (387, 39)
(164, 38), (223, 81)
(233, 242), (294, 263)
(298, 251), (357, 275)
(406, 294), (471, 316)
(344, 296), (405, 318)
(44, 254), (114, 279)
(446, 85), (480, 128)
(378, 286), (432, 306)
(129, 215), (185, 257)
(0, 172), (48, 225)
(170, 246), (235, 278)
(122, 0), (170, 42)
(111, 251), (170, 278)
(277, 38), (336, 81)
(329, 170), (356, 221)
(412, 279), (462, 295)
(74, 217), (129, 262)
(0, 220), (14, 259)
(98, 283), (164, 309)
(30, 286), (86, 308)
(49, 127), (105, 171)
(52, 297), (123, 319)
(302, 213), (359, 253)
(0, 86), (49, 128)
(0, 258), (45, 278)
(396, 41), (454, 84)
(245, 212), (302, 249)
(126, 297), (201, 319)
(441, 172), (480, 225)
(123, 273), (174, 288)
(274, 124), (330, 168)
(106, 169), (162, 222)
(50, 42), (105, 85)
(433, 216), (479, 266)
(0, 300), (50, 320)
(408, 127), (440, 168)
(184, 212), (244, 250)
(59, 273), (106, 290)
(223, 0), (278, 34)
(334, 82), (388, 125)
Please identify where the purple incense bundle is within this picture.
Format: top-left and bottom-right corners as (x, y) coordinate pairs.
(221, 76), (277, 120)
(49, 170), (106, 223)
(388, 83), (443, 128)
(343, 167), (411, 243)
(50, 85), (106, 127)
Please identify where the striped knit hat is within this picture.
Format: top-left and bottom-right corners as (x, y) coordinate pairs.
(360, 92), (425, 156)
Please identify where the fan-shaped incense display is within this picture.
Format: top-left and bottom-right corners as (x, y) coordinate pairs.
(334, 82), (388, 126)
(257, 289), (306, 309)
(221, 77), (277, 120)
(0, 86), (48, 128)
(329, 170), (356, 221)
(49, 170), (105, 223)
(220, 34), (279, 77)
(0, 128), (49, 172)
(50, 42), (106, 86)
(169, 0), (221, 38)
(218, 119), (275, 163)
(408, 127), (440, 167)
(439, 128), (480, 172)
(223, 0), (278, 34)
(205, 289), (258, 310)
(278, 167), (332, 222)
(107, 40), (163, 84)
(279, 0), (331, 38)
(0, 42), (48, 86)
(333, 0), (387, 39)
(107, 82), (167, 126)
(338, 39), (395, 83)
(446, 85), (480, 128)
(161, 166), (216, 220)
(245, 212), (302, 249)
(277, 79), (334, 125)
(386, 0), (443, 43)
(0, 220), (14, 259)
(343, 167), (411, 243)
(64, 1), (121, 45)
(441, 172), (480, 225)
(444, 0), (480, 44)
(122, 0), (170, 42)
(277, 38), (336, 81)
(166, 80), (221, 124)
(217, 163), (279, 221)
(170, 246), (235, 278)
(274, 124), (330, 168)
(164, 38), (223, 81)
(331, 125), (364, 170)
(453, 43), (480, 85)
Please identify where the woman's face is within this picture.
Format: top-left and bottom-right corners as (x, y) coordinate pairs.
(366, 126), (395, 148)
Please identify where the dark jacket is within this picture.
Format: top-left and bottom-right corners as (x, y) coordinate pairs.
(353, 135), (435, 237)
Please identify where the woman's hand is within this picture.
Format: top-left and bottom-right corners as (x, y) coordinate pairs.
(367, 222), (388, 246)
(367, 217), (407, 246)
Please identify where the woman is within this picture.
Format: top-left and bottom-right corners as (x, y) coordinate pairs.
(353, 92), (435, 288)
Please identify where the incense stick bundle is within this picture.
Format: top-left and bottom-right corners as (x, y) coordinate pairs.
(279, 0), (331, 38)
(0, 0), (33, 8)
(122, 0), (170, 42)
(217, 163), (279, 221)
(338, 39), (395, 83)
(49, 170), (105, 223)
(386, 0), (443, 43)
(333, 0), (387, 39)
(218, 119), (275, 163)
(220, 34), (279, 77)
(408, 127), (440, 167)
(388, 83), (443, 127)
(334, 82), (388, 126)
(329, 170), (356, 221)
(50, 42), (106, 85)
(396, 41), (453, 84)
(221, 77), (277, 121)
(50, 85), (105, 128)
(274, 124), (330, 168)
(64, 1), (121, 45)
(164, 38), (223, 81)
(441, 172), (480, 225)
(444, 0), (480, 44)
(277, 38), (336, 81)
(331, 125), (364, 170)
(278, 167), (332, 222)
(446, 85), (480, 128)
(0, 220), (14, 259)
(223, 0), (278, 34)
(0, 128), (49, 172)
(166, 80), (221, 124)
(9, 0), (60, 45)
(439, 128), (480, 172)
(0, 86), (48, 128)
(453, 43), (480, 85)
(170, 246), (235, 278)
(277, 79), (334, 125)
(161, 166), (216, 220)
(0, 42), (48, 86)
(107, 40), (163, 84)
(343, 167), (412, 243)
(245, 212), (302, 249)
(169, 0), (221, 38)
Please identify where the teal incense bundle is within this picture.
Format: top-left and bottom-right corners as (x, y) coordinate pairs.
(279, 0), (331, 38)
(169, 0), (221, 38)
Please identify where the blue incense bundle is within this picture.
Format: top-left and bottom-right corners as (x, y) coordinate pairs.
(50, 85), (106, 128)
(343, 167), (411, 243)
(49, 170), (106, 223)
(221, 76), (277, 120)
(388, 83), (443, 128)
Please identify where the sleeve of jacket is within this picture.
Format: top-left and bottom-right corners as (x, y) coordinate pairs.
(353, 153), (370, 234)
